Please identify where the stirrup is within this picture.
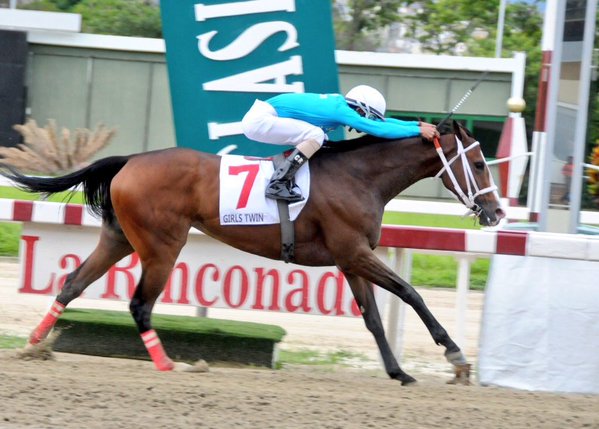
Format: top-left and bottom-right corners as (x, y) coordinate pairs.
(265, 181), (304, 202)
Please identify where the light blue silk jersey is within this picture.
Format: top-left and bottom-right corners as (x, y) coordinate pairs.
(266, 93), (420, 139)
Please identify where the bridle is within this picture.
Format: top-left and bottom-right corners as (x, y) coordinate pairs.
(432, 134), (498, 216)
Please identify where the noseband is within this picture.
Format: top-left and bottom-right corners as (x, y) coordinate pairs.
(432, 135), (498, 215)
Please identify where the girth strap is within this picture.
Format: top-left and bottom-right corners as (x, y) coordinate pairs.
(272, 154), (295, 263)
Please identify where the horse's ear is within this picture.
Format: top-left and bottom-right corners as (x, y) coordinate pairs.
(437, 121), (452, 135)
(452, 119), (461, 137)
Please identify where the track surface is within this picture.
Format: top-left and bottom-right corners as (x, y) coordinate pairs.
(1, 350), (598, 429)
(1, 259), (598, 428)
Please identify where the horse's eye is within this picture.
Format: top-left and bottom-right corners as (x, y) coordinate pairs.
(474, 161), (485, 170)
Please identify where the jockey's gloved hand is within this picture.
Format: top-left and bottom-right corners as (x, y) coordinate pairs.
(419, 123), (439, 140)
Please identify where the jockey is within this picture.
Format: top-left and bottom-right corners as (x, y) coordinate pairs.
(241, 85), (439, 202)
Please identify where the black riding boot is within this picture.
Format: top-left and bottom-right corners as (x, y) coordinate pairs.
(266, 148), (308, 202)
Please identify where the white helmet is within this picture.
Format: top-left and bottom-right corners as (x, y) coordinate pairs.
(345, 85), (386, 121)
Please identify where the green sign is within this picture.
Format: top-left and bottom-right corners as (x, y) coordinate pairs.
(160, 0), (341, 156)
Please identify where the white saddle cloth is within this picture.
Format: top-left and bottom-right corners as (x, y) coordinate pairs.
(219, 155), (310, 226)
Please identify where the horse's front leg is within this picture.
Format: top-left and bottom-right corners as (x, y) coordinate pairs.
(344, 273), (416, 385)
(338, 246), (469, 380)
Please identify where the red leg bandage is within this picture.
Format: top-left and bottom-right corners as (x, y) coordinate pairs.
(29, 301), (65, 345)
(141, 329), (174, 371)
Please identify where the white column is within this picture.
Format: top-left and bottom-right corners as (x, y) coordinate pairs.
(455, 254), (473, 354)
(386, 248), (412, 361)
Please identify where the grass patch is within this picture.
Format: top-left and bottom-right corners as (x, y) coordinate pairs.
(383, 210), (481, 230)
(412, 254), (489, 290)
(0, 335), (26, 349)
(384, 208), (490, 290)
(0, 223), (21, 256)
(58, 308), (285, 342)
(0, 186), (84, 203)
(53, 309), (285, 367)
(0, 334), (367, 370)
(278, 348), (369, 367)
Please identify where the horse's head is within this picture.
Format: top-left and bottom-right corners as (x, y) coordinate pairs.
(435, 120), (505, 226)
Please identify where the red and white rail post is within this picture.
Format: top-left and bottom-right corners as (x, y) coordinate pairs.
(495, 52), (528, 208)
(528, 0), (560, 223)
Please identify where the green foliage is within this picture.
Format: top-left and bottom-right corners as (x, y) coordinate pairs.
(19, 0), (81, 12)
(18, 0), (61, 11)
(333, 0), (403, 50)
(0, 223), (21, 256)
(398, 0), (543, 132)
(73, 0), (162, 38)
(19, 0), (162, 38)
(582, 20), (599, 209)
(331, 1), (545, 139)
(586, 138), (599, 208)
(55, 0), (81, 9)
(399, 0), (490, 55)
(499, 2), (543, 131)
(398, 0), (543, 55)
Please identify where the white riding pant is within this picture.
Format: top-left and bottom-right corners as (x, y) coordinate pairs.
(241, 99), (326, 146)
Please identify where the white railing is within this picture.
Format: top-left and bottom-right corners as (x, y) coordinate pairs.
(380, 248), (479, 358)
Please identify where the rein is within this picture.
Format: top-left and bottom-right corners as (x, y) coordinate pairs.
(432, 135), (497, 214)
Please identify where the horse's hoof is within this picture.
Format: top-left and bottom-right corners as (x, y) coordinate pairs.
(17, 342), (55, 361)
(174, 362), (192, 371)
(175, 360), (209, 373)
(391, 372), (417, 385)
(17, 331), (59, 361)
(447, 363), (471, 385)
(444, 350), (467, 365)
(401, 375), (417, 386)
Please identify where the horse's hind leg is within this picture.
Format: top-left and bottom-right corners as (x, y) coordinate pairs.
(28, 222), (133, 345)
(127, 255), (180, 371)
(109, 167), (192, 371)
(118, 222), (188, 371)
(345, 273), (416, 385)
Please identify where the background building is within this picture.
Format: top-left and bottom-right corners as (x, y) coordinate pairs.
(0, 11), (524, 199)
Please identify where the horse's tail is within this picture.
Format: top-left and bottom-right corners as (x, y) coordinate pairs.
(0, 156), (132, 219)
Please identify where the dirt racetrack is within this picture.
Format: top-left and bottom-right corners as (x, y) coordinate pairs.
(1, 259), (599, 428)
(1, 350), (599, 429)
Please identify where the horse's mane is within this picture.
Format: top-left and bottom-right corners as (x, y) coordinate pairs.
(318, 121), (465, 155)
(319, 134), (395, 153)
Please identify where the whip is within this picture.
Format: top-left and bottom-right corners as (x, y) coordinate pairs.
(436, 70), (489, 130)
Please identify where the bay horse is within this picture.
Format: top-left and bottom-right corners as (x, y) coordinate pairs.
(2, 120), (504, 385)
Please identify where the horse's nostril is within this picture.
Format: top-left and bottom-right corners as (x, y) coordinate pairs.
(496, 208), (506, 220)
